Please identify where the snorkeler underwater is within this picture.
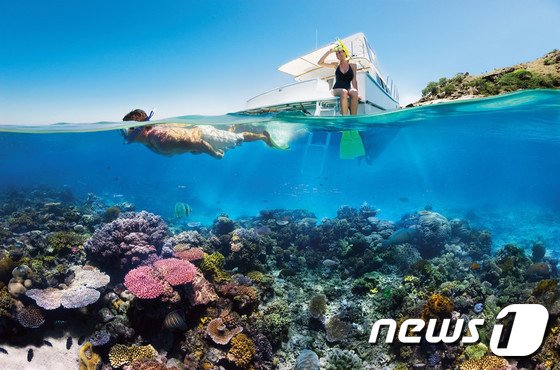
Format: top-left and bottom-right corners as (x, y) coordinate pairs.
(1, 1), (560, 369)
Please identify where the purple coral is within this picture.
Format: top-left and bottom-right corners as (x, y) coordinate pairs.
(85, 211), (169, 269)
(89, 330), (111, 346)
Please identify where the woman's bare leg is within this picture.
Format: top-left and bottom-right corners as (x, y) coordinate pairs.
(331, 88), (349, 115)
(349, 89), (359, 115)
(242, 132), (268, 144)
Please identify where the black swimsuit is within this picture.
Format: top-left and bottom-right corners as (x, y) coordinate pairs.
(333, 64), (354, 90)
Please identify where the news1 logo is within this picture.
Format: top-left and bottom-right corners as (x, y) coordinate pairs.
(369, 304), (549, 356)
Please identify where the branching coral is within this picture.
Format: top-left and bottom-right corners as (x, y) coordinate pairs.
(227, 334), (256, 368)
(124, 258), (196, 302)
(459, 355), (508, 370)
(308, 294), (327, 319)
(325, 316), (351, 342)
(85, 211), (169, 269)
(421, 293), (454, 320)
(200, 252), (229, 283)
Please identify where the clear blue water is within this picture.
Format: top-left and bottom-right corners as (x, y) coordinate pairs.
(1, 90), (559, 252)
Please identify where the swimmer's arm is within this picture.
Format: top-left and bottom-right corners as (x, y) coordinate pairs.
(318, 49), (337, 68)
(199, 140), (224, 159)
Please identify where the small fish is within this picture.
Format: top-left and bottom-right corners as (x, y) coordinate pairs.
(78, 335), (86, 345)
(0, 347), (8, 354)
(42, 340), (53, 347)
(174, 202), (191, 219)
(276, 220), (289, 226)
(53, 320), (67, 326)
(262, 200), (269, 203)
(27, 349), (33, 362)
(66, 336), (73, 350)
(177, 185), (187, 189)
(398, 197), (409, 203)
(163, 310), (187, 330)
(187, 222), (201, 228)
(113, 177), (119, 181)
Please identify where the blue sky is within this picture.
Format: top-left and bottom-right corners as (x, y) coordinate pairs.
(1, 0), (558, 124)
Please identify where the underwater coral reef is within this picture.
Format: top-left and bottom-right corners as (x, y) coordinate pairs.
(1, 188), (560, 369)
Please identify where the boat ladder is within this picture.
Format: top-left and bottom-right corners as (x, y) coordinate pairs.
(300, 131), (332, 177)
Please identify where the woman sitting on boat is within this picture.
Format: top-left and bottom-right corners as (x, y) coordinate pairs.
(121, 109), (282, 158)
(318, 46), (359, 115)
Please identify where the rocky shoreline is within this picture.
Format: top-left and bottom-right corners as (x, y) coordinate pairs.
(409, 50), (560, 107)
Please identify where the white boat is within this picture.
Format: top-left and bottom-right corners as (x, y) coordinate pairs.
(244, 33), (400, 116)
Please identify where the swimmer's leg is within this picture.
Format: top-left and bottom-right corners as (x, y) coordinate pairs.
(349, 89), (359, 115)
(331, 88), (349, 115)
(199, 140), (224, 159)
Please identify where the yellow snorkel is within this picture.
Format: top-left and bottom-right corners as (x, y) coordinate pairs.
(334, 38), (351, 61)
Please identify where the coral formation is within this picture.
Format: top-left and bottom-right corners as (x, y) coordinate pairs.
(308, 294), (327, 319)
(16, 305), (45, 328)
(227, 333), (256, 368)
(85, 211), (169, 269)
(124, 258), (196, 302)
(294, 350), (320, 370)
(79, 342), (102, 370)
(108, 344), (158, 368)
(459, 355), (508, 370)
(206, 318), (242, 345)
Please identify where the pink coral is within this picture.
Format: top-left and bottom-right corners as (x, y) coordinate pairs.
(124, 266), (165, 299)
(153, 258), (196, 286)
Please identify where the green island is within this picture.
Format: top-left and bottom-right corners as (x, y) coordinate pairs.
(412, 49), (560, 106)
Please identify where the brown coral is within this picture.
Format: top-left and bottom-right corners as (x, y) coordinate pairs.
(533, 279), (558, 297)
(459, 355), (508, 370)
(16, 305), (45, 328)
(206, 318), (243, 345)
(109, 344), (158, 368)
(421, 293), (454, 320)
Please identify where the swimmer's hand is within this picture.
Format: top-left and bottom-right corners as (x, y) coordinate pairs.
(209, 149), (224, 159)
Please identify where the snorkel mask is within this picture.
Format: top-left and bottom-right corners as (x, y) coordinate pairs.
(122, 108), (156, 143)
(334, 39), (350, 60)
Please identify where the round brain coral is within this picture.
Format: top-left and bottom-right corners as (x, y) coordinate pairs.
(16, 305), (45, 328)
(124, 266), (165, 299)
(153, 258), (196, 286)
